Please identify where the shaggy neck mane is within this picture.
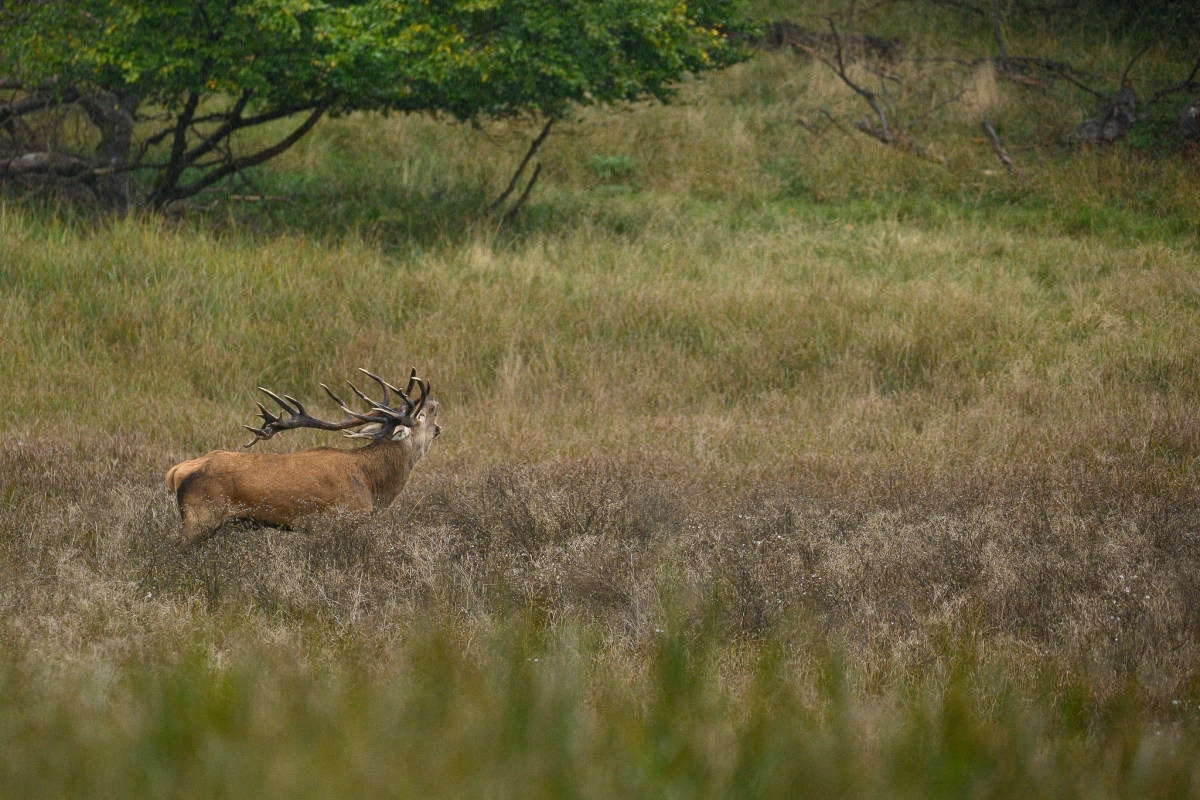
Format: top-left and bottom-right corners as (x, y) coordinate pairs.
(353, 437), (417, 506)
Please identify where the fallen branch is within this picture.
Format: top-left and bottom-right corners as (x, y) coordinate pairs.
(981, 118), (1017, 173)
(1006, 57), (1106, 99)
(856, 121), (950, 165)
(790, 22), (891, 140)
(792, 21), (948, 167)
(0, 151), (91, 178)
(989, 0), (1007, 61)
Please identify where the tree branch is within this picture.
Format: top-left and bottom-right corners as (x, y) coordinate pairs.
(501, 162), (541, 224)
(981, 118), (1017, 173)
(1009, 57), (1106, 99)
(0, 86), (80, 126)
(790, 19), (893, 141)
(1148, 54), (1200, 105)
(134, 126), (178, 165)
(1118, 39), (1157, 88)
(490, 117), (554, 213)
(147, 88), (203, 206)
(181, 90), (252, 166)
(989, 0), (1006, 61)
(161, 101), (330, 205)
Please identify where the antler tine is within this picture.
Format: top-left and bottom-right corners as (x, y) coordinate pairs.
(411, 376), (428, 417)
(346, 378), (406, 421)
(346, 379), (379, 410)
(320, 382), (347, 408)
(392, 369), (425, 417)
(283, 394), (306, 415)
(358, 368), (390, 407)
(320, 383), (378, 423)
(258, 387), (297, 415)
(242, 425), (271, 448)
(254, 401), (280, 426)
(343, 423), (391, 440)
(384, 379), (414, 414)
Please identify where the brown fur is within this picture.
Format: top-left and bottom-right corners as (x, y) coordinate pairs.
(167, 400), (441, 547)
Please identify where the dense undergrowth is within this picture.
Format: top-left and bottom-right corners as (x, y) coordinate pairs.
(3, 2), (1200, 796)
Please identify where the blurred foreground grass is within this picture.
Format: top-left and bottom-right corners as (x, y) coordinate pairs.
(4, 617), (1200, 800)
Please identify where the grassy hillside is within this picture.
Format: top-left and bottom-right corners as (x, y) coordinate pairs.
(3, 5), (1200, 797)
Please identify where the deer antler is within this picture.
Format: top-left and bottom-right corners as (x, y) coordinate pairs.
(242, 368), (427, 447)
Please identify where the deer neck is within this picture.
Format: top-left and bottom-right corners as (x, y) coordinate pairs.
(353, 438), (417, 507)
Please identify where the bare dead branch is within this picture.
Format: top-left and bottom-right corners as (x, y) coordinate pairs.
(819, 108), (855, 138)
(1119, 39), (1157, 88)
(1148, 54), (1200, 105)
(855, 121), (950, 165)
(908, 84), (970, 128)
(793, 18), (949, 167)
(789, 19), (892, 140)
(989, 0), (1006, 60)
(1012, 57), (1107, 99)
(981, 118), (1017, 173)
(0, 152), (91, 178)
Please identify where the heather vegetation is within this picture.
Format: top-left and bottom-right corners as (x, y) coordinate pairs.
(3, 1), (1200, 796)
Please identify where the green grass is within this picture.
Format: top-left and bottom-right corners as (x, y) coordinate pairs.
(3, 9), (1200, 798)
(4, 619), (1200, 799)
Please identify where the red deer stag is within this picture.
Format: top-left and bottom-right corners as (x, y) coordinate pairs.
(166, 368), (440, 548)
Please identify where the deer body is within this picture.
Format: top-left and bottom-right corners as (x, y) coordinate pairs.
(166, 369), (439, 547)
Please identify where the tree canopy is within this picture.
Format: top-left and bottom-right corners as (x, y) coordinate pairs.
(0, 0), (748, 208)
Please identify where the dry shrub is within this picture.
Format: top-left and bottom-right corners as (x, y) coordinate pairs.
(3, 434), (1199, 706)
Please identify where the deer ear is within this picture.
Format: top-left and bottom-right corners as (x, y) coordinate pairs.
(391, 427), (411, 442)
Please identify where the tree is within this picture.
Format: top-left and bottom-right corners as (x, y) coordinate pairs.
(0, 0), (748, 210)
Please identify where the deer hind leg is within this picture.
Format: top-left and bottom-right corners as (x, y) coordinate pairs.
(174, 481), (230, 551)
(177, 502), (226, 550)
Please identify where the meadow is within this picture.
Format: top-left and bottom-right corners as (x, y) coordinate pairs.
(3, 2), (1200, 796)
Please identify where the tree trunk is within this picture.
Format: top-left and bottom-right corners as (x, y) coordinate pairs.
(1180, 96), (1200, 140)
(1066, 87), (1137, 145)
(79, 90), (139, 212)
